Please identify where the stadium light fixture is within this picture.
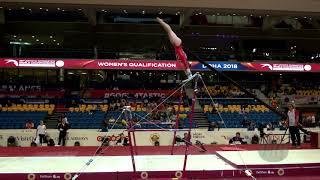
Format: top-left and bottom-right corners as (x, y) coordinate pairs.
(8, 8), (11, 11)
(46, 9), (49, 12)
(39, 7), (42, 10)
(13, 35), (17, 38)
(57, 8), (61, 10)
(0, 7), (3, 9)
(142, 10), (145, 14)
(53, 39), (56, 42)
(10, 42), (31, 45)
(41, 42), (44, 45)
(158, 11), (163, 15)
(21, 7), (25, 10)
(36, 39), (39, 41)
(78, 8), (82, 11)
(57, 43), (60, 45)
(50, 36), (53, 38)
(123, 10), (127, 13)
(32, 35), (35, 38)
(29, 9), (32, 11)
(19, 39), (22, 41)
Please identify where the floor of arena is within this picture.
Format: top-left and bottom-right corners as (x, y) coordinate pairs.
(0, 144), (319, 179)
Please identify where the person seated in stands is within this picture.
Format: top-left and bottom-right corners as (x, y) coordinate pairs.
(74, 141), (80, 146)
(116, 133), (128, 146)
(101, 119), (109, 132)
(266, 122), (274, 131)
(229, 132), (245, 144)
(121, 119), (128, 127)
(248, 121), (255, 131)
(25, 120), (34, 129)
(208, 122), (218, 131)
(109, 116), (116, 124)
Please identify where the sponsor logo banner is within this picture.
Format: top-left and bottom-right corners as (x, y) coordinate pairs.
(1, 58), (320, 72)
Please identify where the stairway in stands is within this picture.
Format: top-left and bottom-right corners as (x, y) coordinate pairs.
(192, 111), (209, 128)
(185, 84), (209, 128)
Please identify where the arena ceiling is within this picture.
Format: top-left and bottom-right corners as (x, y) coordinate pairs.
(1, 0), (320, 16)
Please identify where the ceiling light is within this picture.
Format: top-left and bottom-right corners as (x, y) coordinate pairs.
(29, 9), (32, 11)
(53, 39), (56, 42)
(50, 36), (53, 38)
(19, 39), (22, 41)
(101, 9), (105, 12)
(32, 36), (35, 38)
(57, 43), (60, 45)
(39, 8), (42, 10)
(8, 8), (11, 11)
(78, 8), (82, 11)
(57, 8), (61, 10)
(142, 10), (145, 14)
(62, 9), (65, 12)
(158, 11), (163, 15)
(13, 35), (17, 38)
(36, 39), (39, 41)
(232, 13), (236, 16)
(45, 9), (49, 12)
(41, 42), (44, 45)
(21, 7), (25, 10)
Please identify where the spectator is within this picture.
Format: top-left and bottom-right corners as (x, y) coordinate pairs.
(101, 119), (109, 132)
(74, 141), (80, 146)
(25, 120), (34, 129)
(183, 133), (192, 146)
(36, 120), (46, 146)
(116, 133), (128, 146)
(251, 135), (259, 144)
(47, 138), (55, 146)
(62, 113), (69, 124)
(31, 141), (37, 147)
(286, 102), (301, 148)
(229, 132), (245, 144)
(57, 118), (69, 146)
(109, 116), (116, 124)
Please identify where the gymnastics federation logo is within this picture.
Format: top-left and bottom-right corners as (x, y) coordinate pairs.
(4, 59), (19, 66)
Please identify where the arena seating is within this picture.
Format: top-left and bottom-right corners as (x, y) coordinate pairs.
(67, 104), (196, 129)
(204, 104), (281, 128)
(0, 111), (48, 129)
(1, 104), (55, 114)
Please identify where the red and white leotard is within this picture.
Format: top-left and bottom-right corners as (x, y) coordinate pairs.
(174, 45), (189, 70)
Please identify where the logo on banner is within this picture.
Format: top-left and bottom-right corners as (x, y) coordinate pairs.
(261, 63), (312, 71)
(4, 59), (64, 68)
(150, 133), (160, 144)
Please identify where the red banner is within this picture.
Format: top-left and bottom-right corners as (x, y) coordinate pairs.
(0, 58), (183, 70)
(1, 58), (320, 72)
